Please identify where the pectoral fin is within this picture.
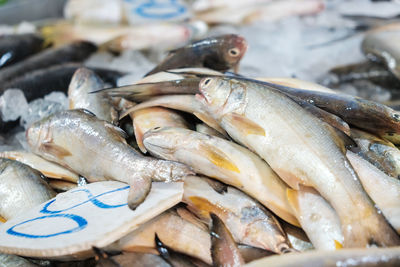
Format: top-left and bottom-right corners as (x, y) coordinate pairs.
(223, 113), (265, 136)
(40, 141), (72, 159)
(198, 143), (240, 174)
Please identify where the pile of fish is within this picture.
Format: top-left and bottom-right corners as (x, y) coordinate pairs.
(2, 10), (400, 267)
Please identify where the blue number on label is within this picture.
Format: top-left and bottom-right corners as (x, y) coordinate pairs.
(6, 185), (129, 238)
(7, 214), (87, 238)
(135, 0), (186, 19)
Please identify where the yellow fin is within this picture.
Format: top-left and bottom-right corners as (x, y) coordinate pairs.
(199, 143), (240, 173)
(40, 142), (72, 159)
(188, 196), (227, 219)
(286, 188), (300, 214)
(223, 113), (265, 136)
(334, 240), (343, 249)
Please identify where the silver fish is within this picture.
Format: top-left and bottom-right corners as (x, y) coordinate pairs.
(26, 109), (193, 209)
(198, 76), (400, 247)
(0, 158), (56, 220)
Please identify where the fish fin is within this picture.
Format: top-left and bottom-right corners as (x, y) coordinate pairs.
(40, 141), (71, 159)
(127, 177), (152, 210)
(223, 113), (265, 136)
(193, 112), (227, 136)
(198, 143), (240, 173)
(286, 188), (300, 214)
(274, 168), (309, 190)
(334, 240), (343, 249)
(205, 179), (228, 194)
(104, 122), (128, 142)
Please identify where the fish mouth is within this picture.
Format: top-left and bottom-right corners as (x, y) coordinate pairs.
(195, 93), (208, 104)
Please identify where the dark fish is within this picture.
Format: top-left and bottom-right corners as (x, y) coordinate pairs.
(145, 34), (247, 76)
(0, 41), (97, 84)
(0, 34), (43, 69)
(1, 63), (124, 102)
(210, 213), (244, 267)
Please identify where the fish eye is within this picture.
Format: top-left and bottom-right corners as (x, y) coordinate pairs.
(228, 48), (240, 57)
(203, 78), (212, 86)
(153, 127), (161, 131)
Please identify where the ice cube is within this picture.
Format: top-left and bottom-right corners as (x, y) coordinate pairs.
(21, 99), (65, 130)
(0, 89), (29, 122)
(44, 92), (69, 109)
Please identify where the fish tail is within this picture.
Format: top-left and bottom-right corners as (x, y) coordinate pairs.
(127, 176), (152, 210)
(342, 211), (400, 247)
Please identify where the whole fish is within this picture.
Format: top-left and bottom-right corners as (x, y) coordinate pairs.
(1, 63), (124, 102)
(0, 158), (56, 220)
(98, 68), (221, 102)
(211, 213), (245, 267)
(286, 187), (343, 250)
(131, 107), (188, 153)
(68, 67), (117, 123)
(240, 76), (400, 144)
(121, 94), (226, 136)
(0, 150), (79, 182)
(351, 128), (400, 179)
(362, 23), (400, 80)
(245, 247), (400, 267)
(112, 210), (212, 264)
(26, 109), (193, 209)
(347, 151), (400, 233)
(183, 176), (291, 254)
(198, 76), (400, 247)
(0, 41), (96, 84)
(145, 34), (248, 76)
(143, 127), (298, 225)
(0, 34), (43, 69)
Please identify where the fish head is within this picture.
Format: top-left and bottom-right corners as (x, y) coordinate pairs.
(198, 77), (247, 118)
(142, 127), (182, 159)
(26, 116), (53, 153)
(221, 35), (248, 72)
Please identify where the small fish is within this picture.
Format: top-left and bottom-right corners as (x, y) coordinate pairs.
(351, 128), (400, 179)
(121, 95), (226, 136)
(347, 151), (400, 234)
(26, 109), (193, 209)
(98, 68), (221, 102)
(143, 127), (298, 225)
(145, 34), (247, 76)
(362, 23), (400, 80)
(198, 76), (400, 247)
(244, 246), (400, 267)
(0, 150), (79, 182)
(0, 34), (43, 69)
(68, 67), (117, 123)
(112, 210), (212, 265)
(0, 41), (96, 85)
(1, 63), (124, 102)
(0, 158), (56, 220)
(211, 213), (245, 267)
(183, 176), (291, 254)
(286, 186), (344, 250)
(131, 107), (188, 153)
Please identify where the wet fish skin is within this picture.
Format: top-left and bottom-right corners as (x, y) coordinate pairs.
(143, 127), (298, 225)
(347, 151), (400, 234)
(211, 213), (245, 267)
(0, 41), (97, 84)
(198, 76), (400, 247)
(232, 76), (400, 144)
(0, 34), (43, 69)
(26, 109), (193, 209)
(1, 63), (124, 102)
(68, 67), (117, 123)
(146, 34), (247, 76)
(286, 186), (343, 250)
(351, 128), (400, 179)
(131, 107), (188, 153)
(0, 158), (56, 220)
(183, 176), (290, 254)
